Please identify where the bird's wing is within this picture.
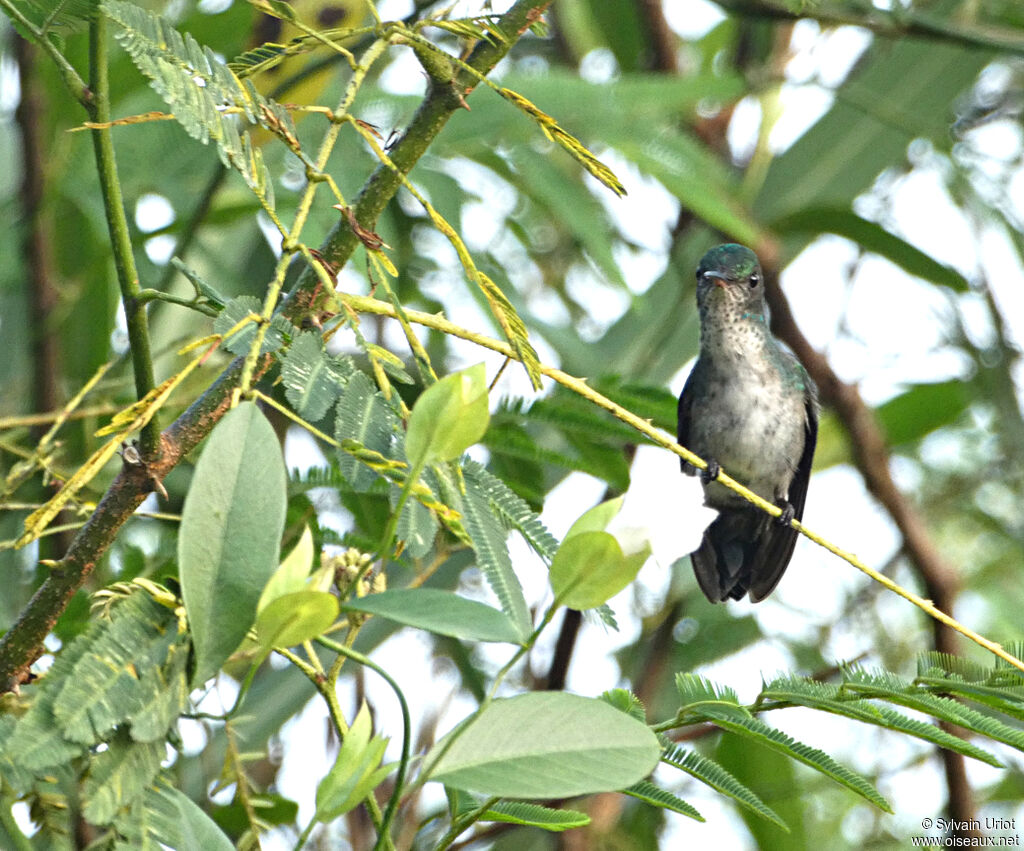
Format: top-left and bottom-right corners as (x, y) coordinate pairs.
(676, 361), (702, 474)
(747, 392), (818, 602)
(787, 388), (819, 521)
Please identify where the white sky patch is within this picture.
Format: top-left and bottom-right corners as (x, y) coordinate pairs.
(663, 0), (726, 40)
(607, 444), (713, 569)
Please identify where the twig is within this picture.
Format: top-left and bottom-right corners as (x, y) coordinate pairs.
(87, 17), (160, 458)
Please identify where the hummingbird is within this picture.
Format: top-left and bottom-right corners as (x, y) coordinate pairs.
(677, 244), (818, 603)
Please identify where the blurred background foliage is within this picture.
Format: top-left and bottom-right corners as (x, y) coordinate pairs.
(3, 0), (1024, 847)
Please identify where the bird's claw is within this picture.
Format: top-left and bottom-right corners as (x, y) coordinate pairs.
(775, 503), (795, 526)
(701, 459), (721, 485)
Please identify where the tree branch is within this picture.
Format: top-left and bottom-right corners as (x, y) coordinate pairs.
(717, 0), (1023, 56)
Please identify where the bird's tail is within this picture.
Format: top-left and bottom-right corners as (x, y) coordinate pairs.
(690, 507), (797, 603)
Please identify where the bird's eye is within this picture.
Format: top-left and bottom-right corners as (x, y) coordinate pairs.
(749, 274), (760, 288)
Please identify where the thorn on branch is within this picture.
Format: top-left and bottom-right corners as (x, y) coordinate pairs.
(117, 440), (168, 500)
(354, 119), (383, 139)
(333, 204), (389, 251)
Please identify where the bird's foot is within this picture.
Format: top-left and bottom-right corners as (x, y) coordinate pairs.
(775, 503), (796, 527)
(701, 459), (721, 485)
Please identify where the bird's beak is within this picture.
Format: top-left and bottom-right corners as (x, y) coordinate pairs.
(702, 271), (728, 288)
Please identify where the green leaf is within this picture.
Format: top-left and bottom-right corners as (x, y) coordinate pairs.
(258, 525), (315, 612)
(424, 692), (661, 798)
(875, 380), (972, 446)
(480, 801), (590, 831)
(169, 257), (228, 308)
(600, 688), (648, 723)
(841, 667), (1024, 754)
(755, 35), (990, 223)
(82, 732), (164, 824)
(700, 710), (892, 812)
(213, 296), (294, 355)
(144, 781), (235, 851)
(101, 0), (285, 207)
(662, 745), (787, 830)
(335, 371), (398, 491)
(623, 780), (704, 822)
(405, 364), (490, 467)
(761, 675), (1003, 767)
(50, 593), (178, 744)
(315, 703), (395, 821)
(460, 482), (532, 641)
(392, 485), (439, 558)
(130, 636), (190, 743)
(550, 530), (633, 610)
(179, 402), (287, 685)
(340, 589), (522, 644)
(771, 207), (969, 292)
(281, 331), (350, 421)
(715, 724), (804, 850)
(461, 459), (558, 560)
(255, 590), (340, 650)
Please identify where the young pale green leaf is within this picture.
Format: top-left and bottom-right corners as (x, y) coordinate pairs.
(564, 496), (623, 539)
(255, 590), (340, 650)
(315, 703), (395, 821)
(405, 363), (489, 467)
(340, 589), (522, 644)
(258, 525), (315, 613)
(179, 402), (287, 685)
(549, 530), (642, 610)
(424, 692), (661, 798)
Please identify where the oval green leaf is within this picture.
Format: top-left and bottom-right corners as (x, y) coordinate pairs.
(179, 402), (287, 685)
(341, 589), (522, 644)
(256, 590), (340, 650)
(405, 363), (489, 467)
(258, 525), (315, 613)
(424, 692), (661, 798)
(564, 496), (624, 539)
(550, 530), (642, 610)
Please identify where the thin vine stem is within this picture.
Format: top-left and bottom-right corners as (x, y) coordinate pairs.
(316, 635), (410, 851)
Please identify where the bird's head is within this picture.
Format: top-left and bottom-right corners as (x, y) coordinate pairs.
(695, 244), (767, 318)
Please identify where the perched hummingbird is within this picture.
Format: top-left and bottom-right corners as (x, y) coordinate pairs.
(677, 244), (818, 603)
